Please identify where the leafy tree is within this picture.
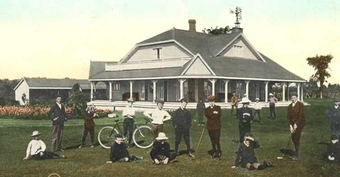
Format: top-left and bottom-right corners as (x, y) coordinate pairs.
(202, 26), (231, 35)
(306, 54), (333, 98)
(68, 83), (87, 117)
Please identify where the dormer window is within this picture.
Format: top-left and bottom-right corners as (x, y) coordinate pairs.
(153, 47), (162, 59)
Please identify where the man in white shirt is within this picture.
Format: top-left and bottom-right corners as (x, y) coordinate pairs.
(143, 100), (171, 140)
(253, 98), (263, 124)
(23, 130), (64, 160)
(122, 98), (136, 147)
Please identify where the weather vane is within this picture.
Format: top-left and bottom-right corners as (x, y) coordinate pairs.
(230, 6), (242, 28)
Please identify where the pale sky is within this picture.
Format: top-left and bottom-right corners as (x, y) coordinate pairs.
(0, 0), (339, 84)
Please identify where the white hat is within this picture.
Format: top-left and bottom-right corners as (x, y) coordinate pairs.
(239, 97), (251, 104)
(255, 98), (259, 101)
(31, 130), (41, 137)
(269, 93), (273, 96)
(156, 132), (168, 140)
(127, 98), (134, 102)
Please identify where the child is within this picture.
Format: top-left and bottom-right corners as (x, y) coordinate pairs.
(232, 133), (273, 170)
(253, 98), (263, 124)
(326, 135), (340, 161)
(150, 132), (171, 165)
(79, 105), (98, 148)
(107, 134), (143, 163)
(23, 130), (64, 160)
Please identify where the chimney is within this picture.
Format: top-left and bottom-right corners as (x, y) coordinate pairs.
(188, 19), (196, 32)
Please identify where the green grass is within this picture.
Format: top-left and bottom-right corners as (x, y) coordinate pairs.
(1, 99), (340, 177)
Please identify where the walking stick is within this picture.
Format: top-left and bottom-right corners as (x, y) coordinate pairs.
(196, 128), (206, 153)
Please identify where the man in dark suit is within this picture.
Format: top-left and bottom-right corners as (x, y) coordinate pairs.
(205, 95), (222, 158)
(287, 95), (305, 160)
(48, 95), (67, 152)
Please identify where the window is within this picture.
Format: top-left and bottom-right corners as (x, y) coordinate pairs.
(153, 47), (162, 59)
(113, 83), (120, 91)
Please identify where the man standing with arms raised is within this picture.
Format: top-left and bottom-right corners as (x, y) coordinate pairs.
(172, 98), (195, 159)
(287, 95), (305, 160)
(48, 95), (67, 152)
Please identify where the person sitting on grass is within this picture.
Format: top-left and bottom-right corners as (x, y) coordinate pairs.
(326, 134), (340, 162)
(23, 130), (65, 160)
(150, 132), (171, 165)
(232, 133), (273, 170)
(107, 134), (143, 163)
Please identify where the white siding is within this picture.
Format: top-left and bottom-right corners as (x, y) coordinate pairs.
(15, 80), (30, 105)
(128, 43), (191, 62)
(223, 40), (257, 60)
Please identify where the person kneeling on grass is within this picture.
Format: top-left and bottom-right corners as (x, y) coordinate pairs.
(150, 132), (171, 165)
(107, 134), (143, 163)
(326, 135), (340, 162)
(232, 133), (273, 170)
(23, 130), (65, 160)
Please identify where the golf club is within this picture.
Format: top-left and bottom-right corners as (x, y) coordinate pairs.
(196, 128), (206, 153)
(277, 135), (292, 160)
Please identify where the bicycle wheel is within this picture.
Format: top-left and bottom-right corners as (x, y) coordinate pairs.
(133, 125), (154, 149)
(98, 126), (119, 149)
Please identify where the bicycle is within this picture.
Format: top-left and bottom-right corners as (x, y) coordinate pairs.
(98, 118), (154, 149)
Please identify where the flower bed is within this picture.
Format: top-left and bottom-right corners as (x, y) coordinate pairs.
(0, 106), (111, 120)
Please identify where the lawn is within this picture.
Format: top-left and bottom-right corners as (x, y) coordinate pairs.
(1, 99), (339, 177)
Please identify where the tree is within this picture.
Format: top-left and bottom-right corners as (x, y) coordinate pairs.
(202, 26), (231, 35)
(306, 54), (333, 98)
(68, 83), (87, 117)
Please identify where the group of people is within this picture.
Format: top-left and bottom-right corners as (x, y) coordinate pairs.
(23, 93), (340, 171)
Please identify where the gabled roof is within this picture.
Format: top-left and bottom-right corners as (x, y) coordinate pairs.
(14, 77), (106, 91)
(89, 27), (305, 82)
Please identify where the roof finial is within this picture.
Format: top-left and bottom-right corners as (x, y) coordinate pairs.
(230, 6), (242, 28)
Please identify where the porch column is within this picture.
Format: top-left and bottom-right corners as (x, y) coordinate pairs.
(90, 82), (94, 102)
(129, 81), (134, 100)
(265, 81), (269, 102)
(297, 83), (301, 100)
(282, 82), (286, 102)
(109, 81), (113, 101)
(224, 80), (229, 103)
(152, 80), (157, 102)
(209, 79), (217, 96)
(301, 83), (304, 102)
(245, 80), (250, 99)
(178, 79), (186, 100)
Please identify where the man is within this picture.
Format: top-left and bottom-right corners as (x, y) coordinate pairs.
(232, 133), (273, 170)
(172, 98), (195, 159)
(269, 93), (278, 119)
(79, 105), (98, 148)
(205, 95), (222, 158)
(150, 132), (171, 165)
(48, 95), (67, 152)
(122, 98), (136, 147)
(326, 98), (340, 138)
(236, 97), (254, 143)
(143, 100), (171, 139)
(107, 134), (143, 163)
(231, 93), (238, 115)
(253, 98), (263, 124)
(287, 95), (305, 160)
(196, 98), (205, 126)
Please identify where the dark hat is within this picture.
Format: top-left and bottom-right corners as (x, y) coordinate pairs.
(208, 95), (215, 101)
(156, 100), (165, 104)
(179, 98), (187, 103)
(115, 134), (123, 138)
(333, 98), (340, 103)
(331, 134), (338, 140)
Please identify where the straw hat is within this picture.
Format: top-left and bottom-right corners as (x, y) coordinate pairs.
(269, 93), (273, 96)
(127, 98), (134, 102)
(155, 132), (168, 140)
(239, 97), (251, 104)
(255, 98), (259, 101)
(208, 95), (215, 101)
(31, 130), (41, 137)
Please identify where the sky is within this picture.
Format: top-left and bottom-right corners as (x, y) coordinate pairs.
(0, 0), (339, 84)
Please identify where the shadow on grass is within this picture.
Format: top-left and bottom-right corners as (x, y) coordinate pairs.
(279, 149), (295, 156)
